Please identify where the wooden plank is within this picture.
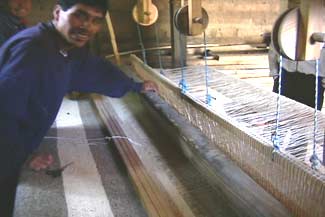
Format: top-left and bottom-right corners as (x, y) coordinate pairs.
(139, 0), (151, 24)
(188, 0), (202, 36)
(297, 0), (325, 60)
(92, 96), (184, 217)
(170, 0), (187, 67)
(94, 98), (168, 216)
(143, 0), (150, 24)
(105, 11), (121, 65)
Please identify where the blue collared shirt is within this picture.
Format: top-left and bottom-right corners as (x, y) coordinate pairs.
(0, 10), (26, 47)
(0, 22), (143, 177)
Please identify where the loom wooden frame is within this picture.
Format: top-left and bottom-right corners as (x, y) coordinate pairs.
(129, 54), (325, 217)
(93, 95), (184, 217)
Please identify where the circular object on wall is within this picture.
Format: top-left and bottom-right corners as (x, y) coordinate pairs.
(271, 7), (299, 60)
(278, 7), (300, 60)
(272, 7), (324, 61)
(132, 3), (159, 26)
(174, 5), (209, 36)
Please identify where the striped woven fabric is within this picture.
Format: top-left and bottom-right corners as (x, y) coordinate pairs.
(14, 98), (146, 217)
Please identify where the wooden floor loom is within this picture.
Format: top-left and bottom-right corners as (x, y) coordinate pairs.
(128, 54), (325, 217)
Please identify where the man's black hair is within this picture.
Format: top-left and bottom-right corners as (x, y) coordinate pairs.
(58, 0), (108, 13)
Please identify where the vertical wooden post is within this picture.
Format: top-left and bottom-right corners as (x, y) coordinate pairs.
(143, 0), (149, 24)
(297, 0), (325, 60)
(105, 11), (121, 65)
(170, 0), (187, 68)
(279, 0), (288, 14)
(188, 0), (202, 36)
(137, 0), (152, 24)
(287, 0), (299, 9)
(136, 0), (143, 24)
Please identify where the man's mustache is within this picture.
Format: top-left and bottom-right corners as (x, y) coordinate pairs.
(72, 28), (90, 36)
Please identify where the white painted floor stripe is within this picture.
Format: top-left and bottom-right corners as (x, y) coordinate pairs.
(56, 99), (114, 217)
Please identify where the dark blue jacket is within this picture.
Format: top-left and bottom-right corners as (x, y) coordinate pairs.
(0, 10), (26, 47)
(0, 22), (142, 176)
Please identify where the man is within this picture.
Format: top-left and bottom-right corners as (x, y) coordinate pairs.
(268, 42), (325, 110)
(268, 40), (325, 164)
(0, 0), (157, 216)
(0, 0), (32, 46)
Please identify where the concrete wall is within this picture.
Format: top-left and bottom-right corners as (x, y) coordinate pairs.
(106, 0), (285, 53)
(26, 0), (287, 55)
(199, 0), (281, 44)
(27, 0), (56, 25)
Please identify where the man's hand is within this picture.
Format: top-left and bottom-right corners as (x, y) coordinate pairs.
(141, 80), (158, 93)
(29, 153), (54, 171)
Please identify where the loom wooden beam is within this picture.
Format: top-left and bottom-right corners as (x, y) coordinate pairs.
(92, 95), (184, 217)
(188, 0), (203, 36)
(139, 0), (151, 24)
(105, 11), (121, 65)
(127, 55), (292, 217)
(128, 54), (325, 217)
(297, 0), (325, 60)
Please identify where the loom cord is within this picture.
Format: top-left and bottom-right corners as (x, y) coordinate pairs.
(162, 65), (325, 171)
(311, 59), (321, 169)
(136, 23), (147, 65)
(203, 31), (211, 106)
(272, 55), (283, 158)
(154, 23), (164, 75)
(178, 30), (188, 94)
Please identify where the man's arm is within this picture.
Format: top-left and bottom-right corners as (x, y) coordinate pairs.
(70, 54), (157, 97)
(0, 39), (43, 155)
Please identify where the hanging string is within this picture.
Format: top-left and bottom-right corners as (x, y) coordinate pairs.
(163, 65), (325, 162)
(310, 59), (321, 169)
(178, 31), (188, 94)
(203, 31), (211, 105)
(272, 55), (283, 159)
(323, 129), (325, 166)
(154, 24), (164, 74)
(136, 23), (147, 64)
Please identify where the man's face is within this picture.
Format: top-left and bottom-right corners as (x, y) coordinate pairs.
(9, 0), (32, 18)
(53, 3), (105, 48)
